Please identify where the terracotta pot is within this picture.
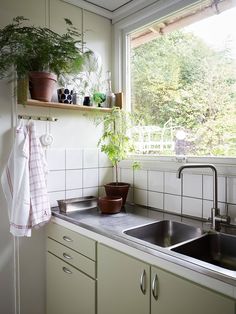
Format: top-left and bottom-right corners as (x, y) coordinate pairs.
(104, 182), (130, 207)
(98, 196), (123, 214)
(29, 71), (57, 102)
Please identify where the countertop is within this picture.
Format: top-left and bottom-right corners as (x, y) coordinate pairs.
(51, 204), (236, 296)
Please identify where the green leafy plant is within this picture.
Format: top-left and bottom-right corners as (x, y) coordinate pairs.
(0, 16), (92, 80)
(97, 107), (140, 184)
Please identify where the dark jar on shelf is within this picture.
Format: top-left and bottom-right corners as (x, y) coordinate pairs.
(83, 96), (91, 106)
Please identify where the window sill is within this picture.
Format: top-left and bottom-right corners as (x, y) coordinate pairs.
(120, 155), (236, 176)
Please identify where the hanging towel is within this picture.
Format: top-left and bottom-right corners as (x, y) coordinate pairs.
(1, 122), (31, 236)
(28, 122), (51, 228)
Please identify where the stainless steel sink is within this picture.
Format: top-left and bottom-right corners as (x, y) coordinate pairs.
(123, 220), (203, 248)
(172, 232), (236, 271)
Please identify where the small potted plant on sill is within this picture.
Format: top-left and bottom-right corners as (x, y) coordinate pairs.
(0, 16), (92, 103)
(97, 107), (139, 211)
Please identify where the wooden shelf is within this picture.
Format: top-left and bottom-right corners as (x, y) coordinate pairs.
(25, 99), (112, 113)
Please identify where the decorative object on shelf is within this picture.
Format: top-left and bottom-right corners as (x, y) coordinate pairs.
(92, 92), (106, 107)
(57, 88), (74, 104)
(105, 71), (116, 108)
(0, 16), (93, 103)
(30, 72), (57, 102)
(98, 196), (122, 214)
(96, 107), (140, 207)
(83, 96), (91, 106)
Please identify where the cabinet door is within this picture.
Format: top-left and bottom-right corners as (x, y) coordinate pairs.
(151, 266), (235, 314)
(47, 252), (95, 314)
(97, 244), (150, 314)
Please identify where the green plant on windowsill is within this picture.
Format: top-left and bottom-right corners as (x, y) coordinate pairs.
(96, 107), (140, 207)
(0, 16), (93, 103)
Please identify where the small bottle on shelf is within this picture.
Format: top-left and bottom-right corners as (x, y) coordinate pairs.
(105, 71), (115, 108)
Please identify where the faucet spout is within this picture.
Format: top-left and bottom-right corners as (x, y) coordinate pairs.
(177, 163), (229, 231)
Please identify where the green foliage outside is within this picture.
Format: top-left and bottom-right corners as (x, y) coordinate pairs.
(131, 30), (236, 156)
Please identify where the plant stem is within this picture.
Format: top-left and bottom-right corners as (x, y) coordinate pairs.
(115, 163), (118, 185)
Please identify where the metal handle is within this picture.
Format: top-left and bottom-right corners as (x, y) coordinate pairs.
(63, 252), (72, 260)
(63, 235), (73, 242)
(152, 274), (158, 300)
(62, 266), (72, 274)
(140, 269), (146, 295)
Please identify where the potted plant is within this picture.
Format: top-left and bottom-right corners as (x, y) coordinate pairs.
(97, 107), (139, 208)
(0, 16), (92, 102)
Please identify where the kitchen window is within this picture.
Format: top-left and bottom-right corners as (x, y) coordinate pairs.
(122, 0), (236, 159)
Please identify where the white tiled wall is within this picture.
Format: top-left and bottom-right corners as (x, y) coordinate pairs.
(118, 166), (236, 225)
(47, 148), (112, 207)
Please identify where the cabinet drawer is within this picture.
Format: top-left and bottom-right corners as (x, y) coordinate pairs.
(47, 222), (96, 260)
(47, 238), (96, 278)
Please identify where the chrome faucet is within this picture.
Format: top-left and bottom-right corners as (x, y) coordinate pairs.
(177, 164), (230, 231)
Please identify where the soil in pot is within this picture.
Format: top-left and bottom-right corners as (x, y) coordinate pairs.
(29, 71), (57, 102)
(104, 182), (130, 207)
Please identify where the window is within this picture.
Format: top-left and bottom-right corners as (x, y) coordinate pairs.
(128, 0), (236, 158)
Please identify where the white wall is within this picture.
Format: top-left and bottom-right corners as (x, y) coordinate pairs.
(0, 1), (112, 313)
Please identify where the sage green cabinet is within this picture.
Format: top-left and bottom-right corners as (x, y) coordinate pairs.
(151, 266), (235, 314)
(97, 244), (235, 314)
(97, 243), (150, 314)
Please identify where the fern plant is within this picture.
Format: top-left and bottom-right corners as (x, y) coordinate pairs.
(0, 16), (92, 80)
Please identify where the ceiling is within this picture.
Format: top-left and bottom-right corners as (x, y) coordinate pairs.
(62, 0), (157, 22)
(82, 0), (136, 12)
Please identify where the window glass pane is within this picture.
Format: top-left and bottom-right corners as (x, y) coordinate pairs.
(130, 2), (236, 157)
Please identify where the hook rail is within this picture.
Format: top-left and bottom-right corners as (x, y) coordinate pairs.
(18, 114), (58, 122)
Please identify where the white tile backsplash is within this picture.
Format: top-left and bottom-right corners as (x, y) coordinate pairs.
(99, 167), (113, 186)
(83, 168), (98, 188)
(203, 175), (226, 202)
(46, 148), (236, 223)
(228, 204), (236, 225)
(183, 173), (202, 198)
(66, 169), (83, 190)
(164, 172), (181, 195)
(99, 151), (112, 167)
(83, 187), (98, 197)
(83, 149), (99, 168)
(66, 189), (83, 199)
(182, 197), (202, 218)
(164, 194), (181, 214)
(148, 191), (163, 210)
(134, 188), (147, 206)
(48, 170), (65, 192)
(227, 177), (236, 204)
(120, 168), (133, 186)
(148, 171), (164, 192)
(66, 149), (83, 169)
(47, 149), (65, 170)
(49, 191), (65, 207)
(134, 170), (148, 190)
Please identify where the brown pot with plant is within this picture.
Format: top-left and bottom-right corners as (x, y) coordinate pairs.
(97, 107), (139, 210)
(0, 16), (92, 103)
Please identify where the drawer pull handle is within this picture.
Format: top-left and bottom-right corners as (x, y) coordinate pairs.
(140, 269), (146, 295)
(152, 274), (158, 300)
(62, 266), (72, 274)
(63, 252), (72, 260)
(63, 236), (73, 242)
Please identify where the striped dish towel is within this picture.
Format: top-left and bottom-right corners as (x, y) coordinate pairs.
(28, 122), (51, 228)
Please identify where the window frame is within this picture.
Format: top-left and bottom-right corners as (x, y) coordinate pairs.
(113, 0), (236, 168)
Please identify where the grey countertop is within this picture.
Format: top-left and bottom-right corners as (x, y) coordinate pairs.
(52, 204), (236, 287)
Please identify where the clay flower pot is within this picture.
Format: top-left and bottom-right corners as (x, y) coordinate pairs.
(98, 196), (123, 214)
(104, 182), (130, 207)
(29, 71), (57, 102)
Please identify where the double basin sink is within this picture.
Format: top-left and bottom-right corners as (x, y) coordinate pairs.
(123, 220), (236, 272)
